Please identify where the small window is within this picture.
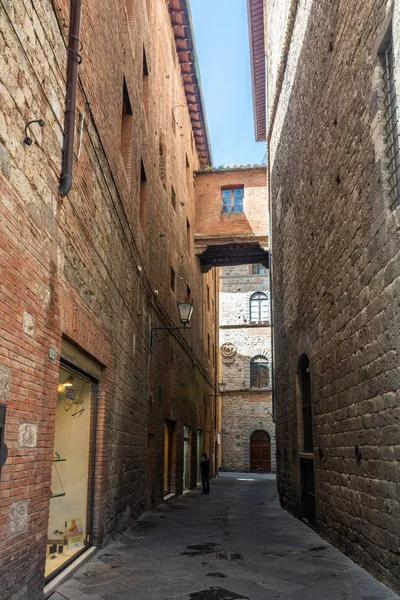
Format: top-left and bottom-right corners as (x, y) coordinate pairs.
(186, 218), (191, 254)
(207, 333), (210, 358)
(207, 284), (210, 310)
(221, 187), (244, 213)
(121, 78), (133, 181)
(250, 356), (269, 389)
(125, 0), (134, 29)
(250, 292), (269, 322)
(380, 26), (400, 210)
(212, 343), (215, 367)
(186, 284), (192, 303)
(139, 159), (147, 229)
(170, 267), (175, 292)
(143, 48), (149, 120)
(159, 134), (166, 189)
(171, 108), (176, 135)
(251, 264), (266, 275)
(171, 185), (176, 210)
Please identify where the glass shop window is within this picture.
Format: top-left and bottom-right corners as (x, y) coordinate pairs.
(46, 365), (95, 579)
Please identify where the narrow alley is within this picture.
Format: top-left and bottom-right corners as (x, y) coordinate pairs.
(50, 475), (399, 600)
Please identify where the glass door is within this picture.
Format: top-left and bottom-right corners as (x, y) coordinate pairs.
(46, 364), (96, 579)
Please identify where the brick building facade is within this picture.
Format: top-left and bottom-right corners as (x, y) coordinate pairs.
(248, 0), (400, 593)
(0, 0), (218, 598)
(219, 263), (275, 474)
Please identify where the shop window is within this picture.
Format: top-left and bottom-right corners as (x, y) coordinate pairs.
(250, 356), (269, 389)
(250, 292), (269, 322)
(47, 365), (97, 578)
(121, 78), (133, 182)
(221, 186), (244, 213)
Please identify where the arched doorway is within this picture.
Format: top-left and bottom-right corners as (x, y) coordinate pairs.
(250, 430), (271, 473)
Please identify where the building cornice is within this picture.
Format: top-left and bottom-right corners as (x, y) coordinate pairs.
(169, 0), (213, 167)
(247, 0), (266, 142)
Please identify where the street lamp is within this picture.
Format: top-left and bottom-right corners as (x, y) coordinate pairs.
(150, 302), (194, 350)
(218, 381), (226, 394)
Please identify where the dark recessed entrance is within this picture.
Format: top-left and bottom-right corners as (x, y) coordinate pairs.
(250, 430), (271, 473)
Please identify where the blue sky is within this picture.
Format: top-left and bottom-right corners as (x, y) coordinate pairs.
(190, 0), (265, 167)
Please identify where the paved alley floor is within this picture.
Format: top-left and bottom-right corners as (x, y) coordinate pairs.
(52, 474), (399, 600)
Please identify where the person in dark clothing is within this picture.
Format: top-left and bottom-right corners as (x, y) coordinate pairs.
(200, 452), (210, 494)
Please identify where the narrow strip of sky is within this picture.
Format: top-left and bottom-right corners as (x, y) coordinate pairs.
(190, 0), (265, 168)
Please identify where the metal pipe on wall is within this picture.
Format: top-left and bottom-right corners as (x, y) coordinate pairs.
(59, 0), (82, 197)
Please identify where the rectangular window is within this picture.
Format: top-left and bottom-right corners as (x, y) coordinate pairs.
(221, 186), (244, 213)
(206, 284), (210, 310)
(186, 154), (191, 189)
(186, 218), (191, 254)
(171, 185), (176, 210)
(143, 48), (149, 120)
(380, 28), (400, 210)
(139, 159), (147, 230)
(121, 78), (133, 182)
(207, 333), (210, 358)
(251, 264), (266, 275)
(186, 284), (192, 303)
(212, 343), (215, 367)
(170, 267), (175, 292)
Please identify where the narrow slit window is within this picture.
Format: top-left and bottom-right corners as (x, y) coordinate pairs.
(139, 159), (147, 230)
(380, 28), (400, 210)
(143, 48), (149, 120)
(186, 285), (192, 303)
(171, 185), (176, 210)
(186, 218), (191, 254)
(121, 78), (133, 181)
(170, 267), (175, 292)
(207, 333), (210, 358)
(125, 0), (134, 29)
(172, 108), (176, 135)
(207, 284), (210, 310)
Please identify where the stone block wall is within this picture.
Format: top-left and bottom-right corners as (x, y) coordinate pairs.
(219, 265), (275, 473)
(266, 0), (400, 591)
(0, 0), (217, 597)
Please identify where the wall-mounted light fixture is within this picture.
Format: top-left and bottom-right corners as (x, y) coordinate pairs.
(150, 302), (193, 350)
(24, 119), (45, 145)
(204, 382), (226, 402)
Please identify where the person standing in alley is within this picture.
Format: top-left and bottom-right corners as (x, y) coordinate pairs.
(200, 452), (210, 494)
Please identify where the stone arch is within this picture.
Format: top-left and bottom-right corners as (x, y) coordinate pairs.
(243, 422), (276, 473)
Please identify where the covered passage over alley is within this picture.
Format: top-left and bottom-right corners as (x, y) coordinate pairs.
(50, 476), (399, 600)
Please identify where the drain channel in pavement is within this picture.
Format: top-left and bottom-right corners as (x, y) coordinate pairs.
(181, 543), (221, 556)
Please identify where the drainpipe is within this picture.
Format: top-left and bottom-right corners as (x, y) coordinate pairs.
(59, 0), (82, 197)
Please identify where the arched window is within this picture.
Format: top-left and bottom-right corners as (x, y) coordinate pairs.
(250, 356), (269, 388)
(250, 292), (269, 322)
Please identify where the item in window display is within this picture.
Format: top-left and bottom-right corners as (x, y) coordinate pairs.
(49, 544), (57, 554)
(53, 451), (61, 461)
(58, 546), (64, 553)
(53, 529), (64, 536)
(66, 517), (84, 549)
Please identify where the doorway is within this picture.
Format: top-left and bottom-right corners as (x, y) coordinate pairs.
(196, 429), (202, 484)
(183, 425), (191, 491)
(250, 430), (271, 473)
(164, 420), (176, 497)
(46, 363), (97, 579)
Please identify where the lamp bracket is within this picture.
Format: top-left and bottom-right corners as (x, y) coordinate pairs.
(150, 326), (191, 351)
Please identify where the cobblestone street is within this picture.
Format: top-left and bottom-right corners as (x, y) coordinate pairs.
(51, 474), (399, 600)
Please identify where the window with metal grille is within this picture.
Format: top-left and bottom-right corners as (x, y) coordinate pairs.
(250, 292), (269, 322)
(250, 356), (269, 389)
(221, 187), (244, 213)
(381, 30), (400, 210)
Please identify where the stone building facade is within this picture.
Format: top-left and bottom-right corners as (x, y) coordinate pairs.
(0, 0), (218, 598)
(248, 0), (400, 593)
(219, 264), (275, 473)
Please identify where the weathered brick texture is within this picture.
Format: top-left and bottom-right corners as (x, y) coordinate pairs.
(0, 0), (217, 598)
(266, 0), (400, 592)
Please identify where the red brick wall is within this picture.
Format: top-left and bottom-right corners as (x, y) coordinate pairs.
(0, 0), (218, 598)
